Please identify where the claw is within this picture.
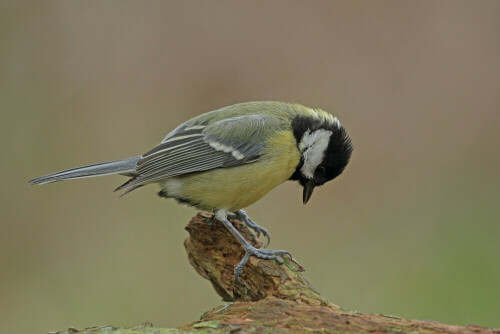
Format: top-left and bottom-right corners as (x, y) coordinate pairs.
(236, 210), (271, 247)
(234, 246), (292, 284)
(216, 210), (295, 284)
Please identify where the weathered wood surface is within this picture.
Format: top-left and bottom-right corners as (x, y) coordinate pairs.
(52, 214), (499, 334)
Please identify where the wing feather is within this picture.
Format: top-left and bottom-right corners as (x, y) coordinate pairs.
(116, 114), (284, 190)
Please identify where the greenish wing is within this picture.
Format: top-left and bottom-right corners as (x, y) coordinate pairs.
(119, 114), (284, 189)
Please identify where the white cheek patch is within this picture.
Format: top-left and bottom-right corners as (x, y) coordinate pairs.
(299, 129), (332, 178)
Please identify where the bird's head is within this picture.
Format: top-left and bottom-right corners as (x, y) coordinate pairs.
(290, 112), (353, 204)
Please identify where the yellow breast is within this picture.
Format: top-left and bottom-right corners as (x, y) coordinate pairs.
(161, 131), (300, 212)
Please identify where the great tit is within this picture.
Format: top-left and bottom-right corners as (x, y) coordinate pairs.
(29, 101), (353, 283)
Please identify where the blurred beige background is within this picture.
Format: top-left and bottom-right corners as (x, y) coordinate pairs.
(1, 1), (499, 333)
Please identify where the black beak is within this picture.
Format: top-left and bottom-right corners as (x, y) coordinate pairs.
(302, 180), (315, 204)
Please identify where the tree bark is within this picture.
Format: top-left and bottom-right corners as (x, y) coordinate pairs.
(52, 213), (499, 334)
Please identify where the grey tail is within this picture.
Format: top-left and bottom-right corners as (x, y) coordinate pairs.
(28, 156), (141, 185)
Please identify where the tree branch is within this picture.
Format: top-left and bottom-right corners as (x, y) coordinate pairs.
(52, 213), (499, 334)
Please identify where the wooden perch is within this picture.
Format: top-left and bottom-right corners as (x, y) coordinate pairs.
(53, 213), (499, 334)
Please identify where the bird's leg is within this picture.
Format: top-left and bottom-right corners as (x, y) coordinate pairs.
(227, 210), (271, 247)
(215, 210), (291, 284)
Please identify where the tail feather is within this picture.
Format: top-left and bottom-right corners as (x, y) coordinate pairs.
(28, 156), (141, 185)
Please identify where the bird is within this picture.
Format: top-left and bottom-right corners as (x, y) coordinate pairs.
(29, 101), (353, 283)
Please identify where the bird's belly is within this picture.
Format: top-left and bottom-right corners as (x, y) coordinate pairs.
(160, 133), (300, 212)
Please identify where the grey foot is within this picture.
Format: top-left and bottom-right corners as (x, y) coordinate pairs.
(235, 246), (291, 284)
(233, 210), (271, 247)
(215, 210), (299, 284)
